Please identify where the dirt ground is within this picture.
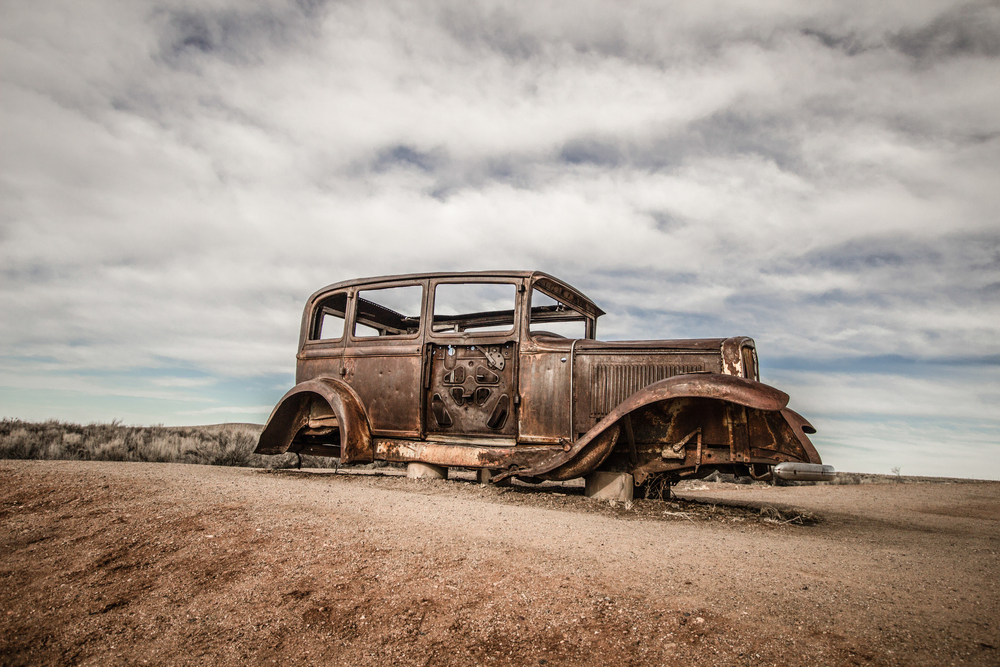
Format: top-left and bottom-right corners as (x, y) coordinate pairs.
(1, 461), (998, 666)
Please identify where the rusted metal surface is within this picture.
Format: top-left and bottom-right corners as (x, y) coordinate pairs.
(257, 377), (372, 463)
(426, 342), (517, 437)
(375, 438), (559, 470)
(255, 271), (833, 485)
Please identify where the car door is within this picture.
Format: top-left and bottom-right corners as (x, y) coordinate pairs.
(341, 281), (425, 438)
(424, 280), (520, 442)
(517, 285), (593, 444)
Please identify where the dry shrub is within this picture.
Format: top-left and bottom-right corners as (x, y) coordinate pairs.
(184, 430), (257, 467)
(642, 473), (674, 500)
(0, 419), (333, 469)
(759, 505), (820, 525)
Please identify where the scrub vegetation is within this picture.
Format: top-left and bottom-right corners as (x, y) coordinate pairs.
(0, 419), (329, 469)
(0, 419), (979, 484)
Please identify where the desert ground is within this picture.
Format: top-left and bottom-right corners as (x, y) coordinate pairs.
(1, 460), (998, 666)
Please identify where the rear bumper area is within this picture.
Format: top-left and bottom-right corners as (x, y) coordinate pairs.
(773, 462), (837, 482)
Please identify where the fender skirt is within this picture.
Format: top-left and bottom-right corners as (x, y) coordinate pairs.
(254, 378), (373, 464)
(494, 373), (802, 483)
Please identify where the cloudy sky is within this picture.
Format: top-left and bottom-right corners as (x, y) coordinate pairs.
(2, 0), (998, 478)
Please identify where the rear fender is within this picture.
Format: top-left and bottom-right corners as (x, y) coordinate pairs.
(255, 378), (373, 463)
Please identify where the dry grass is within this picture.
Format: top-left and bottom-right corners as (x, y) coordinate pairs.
(0, 419), (332, 469)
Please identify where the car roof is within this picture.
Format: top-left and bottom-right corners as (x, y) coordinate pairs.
(308, 271), (605, 317)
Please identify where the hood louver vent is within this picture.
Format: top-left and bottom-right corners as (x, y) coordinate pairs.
(590, 363), (704, 420)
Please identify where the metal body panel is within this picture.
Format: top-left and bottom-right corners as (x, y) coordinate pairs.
(517, 337), (574, 443)
(342, 343), (423, 437)
(256, 377), (372, 463)
(493, 373), (792, 483)
(572, 347), (723, 435)
(425, 342), (517, 438)
(375, 438), (559, 470)
(622, 400), (818, 484)
(296, 355), (343, 385)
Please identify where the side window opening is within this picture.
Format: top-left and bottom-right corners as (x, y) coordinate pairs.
(432, 283), (516, 334)
(529, 289), (587, 339)
(311, 292), (348, 341)
(353, 285), (423, 338)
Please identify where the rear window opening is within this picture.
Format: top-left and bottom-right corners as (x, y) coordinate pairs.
(310, 292), (348, 341)
(354, 285), (423, 338)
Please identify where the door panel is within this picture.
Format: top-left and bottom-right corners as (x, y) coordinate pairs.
(343, 344), (422, 437)
(342, 283), (426, 438)
(517, 350), (572, 443)
(425, 342), (517, 438)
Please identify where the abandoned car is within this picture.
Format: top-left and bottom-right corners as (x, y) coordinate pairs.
(255, 271), (834, 488)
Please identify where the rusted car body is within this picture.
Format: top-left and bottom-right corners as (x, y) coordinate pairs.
(255, 272), (834, 486)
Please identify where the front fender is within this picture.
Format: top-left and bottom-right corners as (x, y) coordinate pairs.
(495, 373), (806, 483)
(597, 372), (790, 423)
(608, 374), (821, 483)
(255, 378), (373, 463)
